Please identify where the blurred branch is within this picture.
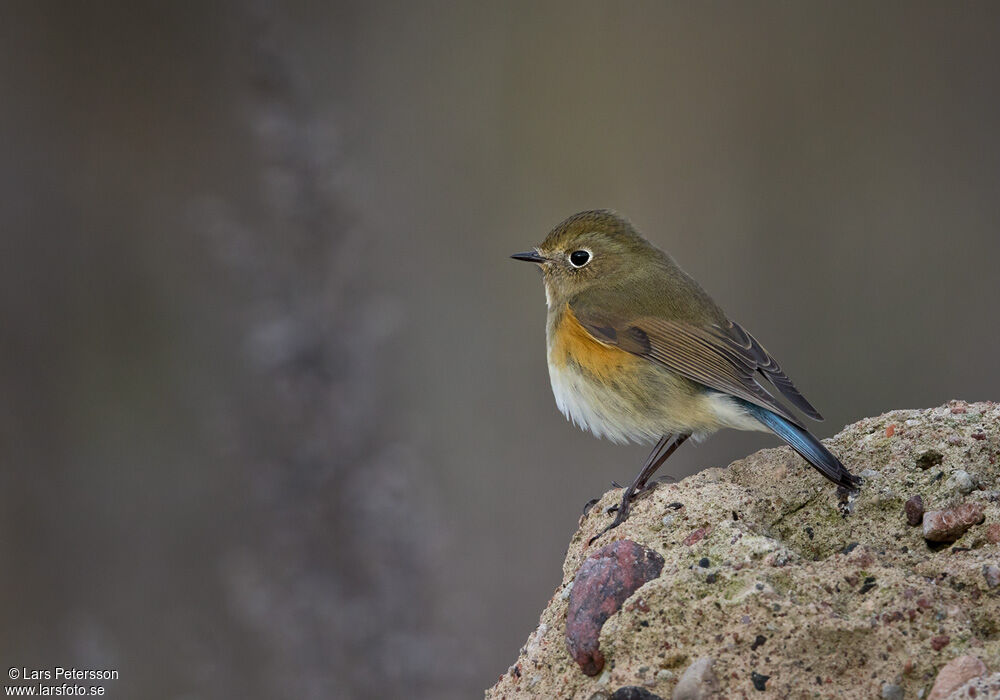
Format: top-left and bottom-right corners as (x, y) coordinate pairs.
(201, 4), (447, 698)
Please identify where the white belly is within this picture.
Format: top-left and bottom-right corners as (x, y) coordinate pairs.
(547, 358), (768, 444)
(547, 360), (661, 444)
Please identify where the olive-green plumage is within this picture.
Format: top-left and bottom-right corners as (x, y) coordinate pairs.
(536, 210), (726, 326)
(511, 209), (859, 541)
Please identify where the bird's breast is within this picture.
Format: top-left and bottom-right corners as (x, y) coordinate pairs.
(547, 306), (637, 381)
(544, 305), (749, 442)
(545, 306), (660, 444)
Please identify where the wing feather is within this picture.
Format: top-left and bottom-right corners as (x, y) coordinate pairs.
(573, 304), (812, 428)
(711, 321), (823, 420)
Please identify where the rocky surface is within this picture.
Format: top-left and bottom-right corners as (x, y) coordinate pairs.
(487, 402), (1000, 699)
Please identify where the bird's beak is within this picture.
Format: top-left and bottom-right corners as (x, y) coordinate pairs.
(510, 250), (546, 264)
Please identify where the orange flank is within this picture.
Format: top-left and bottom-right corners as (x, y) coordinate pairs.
(549, 305), (640, 380)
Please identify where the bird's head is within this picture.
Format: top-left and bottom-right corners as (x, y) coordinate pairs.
(511, 209), (658, 308)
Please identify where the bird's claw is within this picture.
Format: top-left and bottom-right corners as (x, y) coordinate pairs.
(588, 492), (632, 545)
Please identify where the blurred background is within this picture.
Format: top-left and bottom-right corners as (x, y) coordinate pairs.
(2, 2), (1000, 698)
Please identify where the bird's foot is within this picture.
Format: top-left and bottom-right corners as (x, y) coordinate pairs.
(602, 477), (667, 516)
(604, 484), (656, 513)
(588, 490), (633, 545)
(635, 474), (675, 495)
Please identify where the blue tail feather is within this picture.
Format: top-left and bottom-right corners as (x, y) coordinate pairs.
(741, 401), (860, 491)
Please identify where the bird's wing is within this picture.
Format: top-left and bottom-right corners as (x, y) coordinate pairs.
(712, 320), (823, 420)
(571, 302), (811, 428)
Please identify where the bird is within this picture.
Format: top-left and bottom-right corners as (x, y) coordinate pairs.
(511, 210), (860, 543)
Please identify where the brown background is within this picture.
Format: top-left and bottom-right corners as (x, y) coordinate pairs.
(2, 2), (1000, 698)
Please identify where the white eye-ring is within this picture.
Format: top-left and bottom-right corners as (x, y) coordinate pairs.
(569, 249), (592, 267)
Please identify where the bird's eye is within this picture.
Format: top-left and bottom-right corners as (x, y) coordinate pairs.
(569, 250), (591, 267)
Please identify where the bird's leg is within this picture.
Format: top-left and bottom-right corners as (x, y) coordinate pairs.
(608, 433), (687, 506)
(590, 433), (690, 544)
(605, 434), (673, 506)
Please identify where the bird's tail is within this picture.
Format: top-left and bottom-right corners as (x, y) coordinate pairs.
(741, 401), (861, 491)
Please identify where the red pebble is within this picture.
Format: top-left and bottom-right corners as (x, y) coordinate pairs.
(904, 495), (924, 527)
(923, 502), (986, 542)
(565, 540), (664, 676)
(931, 635), (951, 651)
(886, 424), (896, 437)
(683, 527), (709, 546)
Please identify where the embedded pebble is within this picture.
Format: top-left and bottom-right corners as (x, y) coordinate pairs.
(983, 565), (1000, 589)
(922, 502), (985, 542)
(683, 527), (708, 546)
(672, 657), (717, 700)
(930, 635), (951, 651)
(880, 683), (903, 700)
(566, 540), (664, 676)
(750, 671), (770, 691)
(610, 686), (662, 700)
(947, 470), (976, 495)
(904, 495), (924, 526)
(927, 655), (987, 700)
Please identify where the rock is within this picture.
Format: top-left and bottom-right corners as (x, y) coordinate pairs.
(671, 657), (717, 700)
(610, 687), (664, 700)
(946, 470), (976, 495)
(986, 523), (1000, 544)
(750, 671), (769, 691)
(880, 683), (903, 700)
(905, 495), (924, 526)
(931, 635), (951, 651)
(923, 502), (986, 542)
(487, 404), (1000, 699)
(927, 655), (987, 700)
(565, 540), (664, 676)
(683, 527), (708, 546)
